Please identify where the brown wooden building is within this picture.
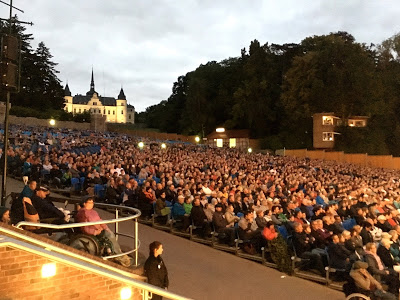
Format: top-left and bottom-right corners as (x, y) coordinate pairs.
(206, 129), (251, 149)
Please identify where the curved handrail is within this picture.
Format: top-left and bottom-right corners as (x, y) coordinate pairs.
(15, 203), (142, 266)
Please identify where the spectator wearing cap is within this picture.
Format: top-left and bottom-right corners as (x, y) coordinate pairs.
(376, 215), (392, 233)
(31, 186), (65, 224)
(377, 238), (400, 272)
(350, 261), (396, 300)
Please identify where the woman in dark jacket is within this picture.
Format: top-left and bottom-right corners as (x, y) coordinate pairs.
(144, 241), (169, 300)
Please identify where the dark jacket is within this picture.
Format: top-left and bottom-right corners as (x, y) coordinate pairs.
(213, 211), (228, 232)
(31, 195), (65, 221)
(293, 231), (312, 257)
(190, 205), (207, 227)
(377, 245), (395, 269)
(360, 228), (374, 245)
(10, 186), (35, 225)
(327, 242), (351, 269)
(376, 221), (392, 233)
(144, 255), (169, 289)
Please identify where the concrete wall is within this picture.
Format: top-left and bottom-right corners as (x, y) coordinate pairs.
(9, 115), (91, 130)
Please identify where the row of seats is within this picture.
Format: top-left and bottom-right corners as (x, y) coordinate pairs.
(139, 212), (357, 291)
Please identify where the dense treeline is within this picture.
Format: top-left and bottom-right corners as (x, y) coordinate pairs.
(140, 31), (400, 155)
(0, 18), (71, 119)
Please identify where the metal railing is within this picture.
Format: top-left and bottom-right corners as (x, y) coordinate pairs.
(15, 202), (141, 266)
(0, 231), (192, 300)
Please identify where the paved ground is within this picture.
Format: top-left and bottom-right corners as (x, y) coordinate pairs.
(3, 176), (344, 300)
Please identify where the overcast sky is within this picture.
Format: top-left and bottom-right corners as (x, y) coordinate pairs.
(1, 1), (400, 112)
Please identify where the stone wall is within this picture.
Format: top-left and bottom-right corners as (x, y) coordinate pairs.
(9, 115), (91, 131)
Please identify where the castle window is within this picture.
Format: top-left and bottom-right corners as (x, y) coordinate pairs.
(121, 110), (123, 114)
(93, 102), (97, 105)
(129, 115), (131, 119)
(113, 111), (115, 115)
(108, 110), (110, 115)
(79, 109), (81, 113)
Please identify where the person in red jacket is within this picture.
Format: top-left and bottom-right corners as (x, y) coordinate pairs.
(262, 221), (278, 241)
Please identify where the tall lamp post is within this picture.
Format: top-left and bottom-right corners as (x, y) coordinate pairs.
(0, 0), (32, 206)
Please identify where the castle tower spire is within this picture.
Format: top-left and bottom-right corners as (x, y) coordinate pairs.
(90, 67), (95, 91)
(86, 68), (96, 96)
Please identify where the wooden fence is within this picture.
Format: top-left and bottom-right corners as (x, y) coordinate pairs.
(283, 149), (400, 170)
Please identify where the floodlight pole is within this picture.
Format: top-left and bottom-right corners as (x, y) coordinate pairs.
(1, 0), (30, 206)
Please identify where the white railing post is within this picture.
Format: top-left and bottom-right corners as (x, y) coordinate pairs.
(135, 218), (139, 266)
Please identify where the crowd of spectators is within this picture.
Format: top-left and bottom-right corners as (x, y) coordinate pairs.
(3, 124), (400, 296)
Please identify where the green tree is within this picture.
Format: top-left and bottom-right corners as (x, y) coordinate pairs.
(0, 18), (64, 111)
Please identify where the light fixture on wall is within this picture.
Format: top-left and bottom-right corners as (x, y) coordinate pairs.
(120, 287), (132, 300)
(41, 263), (56, 278)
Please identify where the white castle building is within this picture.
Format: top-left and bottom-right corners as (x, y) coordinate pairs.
(64, 70), (135, 124)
